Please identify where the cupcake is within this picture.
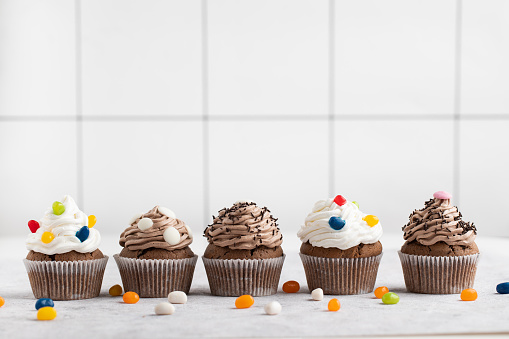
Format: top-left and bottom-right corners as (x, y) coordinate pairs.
(297, 195), (383, 295)
(202, 201), (285, 296)
(114, 206), (198, 297)
(399, 191), (479, 294)
(23, 195), (108, 300)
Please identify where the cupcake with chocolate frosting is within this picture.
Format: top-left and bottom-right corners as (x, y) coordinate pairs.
(114, 206), (198, 297)
(202, 201), (285, 296)
(398, 191), (479, 294)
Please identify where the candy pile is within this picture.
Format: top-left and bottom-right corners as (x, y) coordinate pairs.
(36, 298), (56, 321)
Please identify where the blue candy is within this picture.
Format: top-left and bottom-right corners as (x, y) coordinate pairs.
(76, 226), (90, 242)
(35, 298), (54, 310)
(328, 216), (346, 231)
(496, 282), (509, 294)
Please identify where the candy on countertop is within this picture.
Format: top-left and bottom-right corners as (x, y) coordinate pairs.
(123, 291), (140, 304)
(75, 226), (90, 242)
(163, 226), (180, 246)
(155, 302), (175, 315)
(0, 296), (4, 307)
(158, 206), (176, 219)
(235, 295), (254, 309)
(333, 195), (347, 207)
(168, 291), (187, 304)
(352, 201), (359, 208)
(496, 282), (509, 294)
(137, 217), (153, 231)
(433, 191), (452, 200)
(311, 288), (323, 301)
(382, 292), (399, 304)
(37, 307), (57, 321)
(374, 286), (389, 299)
(264, 301), (282, 315)
(35, 298), (54, 310)
(52, 201), (65, 215)
(88, 215), (97, 228)
(41, 232), (55, 244)
(28, 220), (40, 233)
(461, 288), (478, 301)
(328, 216), (346, 231)
(363, 215), (379, 227)
(328, 298), (340, 311)
(109, 284), (123, 296)
(282, 281), (300, 293)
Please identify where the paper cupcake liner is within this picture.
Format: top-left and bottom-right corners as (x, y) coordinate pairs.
(114, 254), (198, 297)
(23, 256), (109, 300)
(398, 251), (479, 294)
(202, 255), (285, 297)
(300, 253), (382, 295)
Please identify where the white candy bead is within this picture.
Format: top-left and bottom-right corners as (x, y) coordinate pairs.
(234, 199), (253, 204)
(129, 213), (143, 225)
(168, 291), (187, 304)
(163, 226), (180, 245)
(311, 288), (324, 301)
(158, 206), (176, 219)
(264, 301), (282, 315)
(155, 302), (175, 315)
(137, 217), (153, 231)
(185, 225), (193, 239)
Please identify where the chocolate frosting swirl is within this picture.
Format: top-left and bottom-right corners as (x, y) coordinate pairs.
(119, 206), (192, 251)
(402, 198), (477, 246)
(204, 202), (283, 250)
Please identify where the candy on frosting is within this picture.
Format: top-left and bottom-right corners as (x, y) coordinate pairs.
(26, 195), (101, 254)
(203, 201), (283, 250)
(297, 195), (382, 250)
(402, 192), (476, 246)
(433, 191), (452, 200)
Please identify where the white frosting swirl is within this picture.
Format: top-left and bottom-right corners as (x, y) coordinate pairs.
(297, 198), (382, 250)
(26, 195), (101, 255)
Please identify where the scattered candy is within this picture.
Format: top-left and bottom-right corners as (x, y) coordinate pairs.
(155, 302), (175, 315)
(433, 191), (452, 200)
(52, 201), (65, 215)
(352, 201), (359, 208)
(0, 296), (4, 307)
(37, 307), (57, 321)
(185, 225), (193, 239)
(282, 281), (300, 293)
(138, 217), (153, 231)
(264, 301), (282, 315)
(328, 298), (340, 311)
(163, 226), (180, 245)
(363, 215), (379, 227)
(109, 284), (123, 296)
(328, 216), (346, 231)
(123, 291), (140, 304)
(88, 215), (97, 228)
(168, 291), (187, 304)
(496, 282), (509, 294)
(158, 206), (176, 219)
(235, 295), (254, 309)
(129, 213), (143, 225)
(461, 288), (477, 301)
(41, 232), (55, 244)
(374, 286), (389, 299)
(28, 220), (40, 233)
(382, 292), (399, 304)
(311, 288), (323, 301)
(333, 195), (347, 207)
(35, 298), (54, 310)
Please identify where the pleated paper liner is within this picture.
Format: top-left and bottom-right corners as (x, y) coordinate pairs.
(202, 255), (285, 297)
(23, 256), (108, 301)
(114, 254), (198, 297)
(398, 251), (479, 294)
(300, 253), (382, 295)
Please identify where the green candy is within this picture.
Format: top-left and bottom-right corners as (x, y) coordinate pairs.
(52, 201), (65, 215)
(382, 292), (399, 305)
(352, 201), (359, 208)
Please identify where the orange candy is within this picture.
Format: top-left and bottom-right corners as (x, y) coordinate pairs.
(0, 296), (4, 307)
(461, 288), (478, 301)
(123, 291), (140, 304)
(374, 286), (389, 299)
(282, 280), (300, 293)
(328, 298), (340, 312)
(235, 295), (254, 309)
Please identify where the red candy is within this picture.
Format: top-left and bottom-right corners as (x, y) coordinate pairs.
(28, 220), (40, 233)
(334, 195), (347, 206)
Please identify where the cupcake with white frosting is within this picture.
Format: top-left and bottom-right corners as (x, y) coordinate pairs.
(297, 195), (383, 295)
(114, 206), (198, 297)
(23, 195), (108, 300)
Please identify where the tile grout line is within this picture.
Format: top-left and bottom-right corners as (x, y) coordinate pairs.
(202, 0), (210, 226)
(75, 0), (84, 209)
(328, 0), (335, 197)
(453, 0), (462, 205)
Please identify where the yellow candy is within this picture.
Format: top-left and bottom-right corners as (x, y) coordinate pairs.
(109, 284), (123, 296)
(88, 215), (97, 228)
(37, 306), (57, 321)
(41, 232), (55, 244)
(363, 215), (379, 227)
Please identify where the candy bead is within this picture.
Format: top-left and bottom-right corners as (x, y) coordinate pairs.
(123, 291), (140, 304)
(333, 195), (347, 206)
(41, 232), (55, 244)
(109, 284), (123, 296)
(0, 297), (4, 307)
(461, 288), (477, 301)
(52, 201), (65, 215)
(282, 281), (300, 293)
(37, 307), (57, 321)
(168, 291), (187, 304)
(155, 302), (175, 315)
(496, 282), (509, 294)
(382, 292), (399, 304)
(75, 226), (90, 242)
(235, 295), (254, 309)
(311, 288), (323, 301)
(158, 206), (176, 219)
(88, 215), (97, 228)
(138, 217), (153, 231)
(163, 226), (180, 245)
(352, 201), (359, 208)
(328, 298), (340, 311)
(329, 216), (346, 231)
(363, 215), (379, 227)
(35, 298), (54, 310)
(433, 191), (452, 200)
(374, 286), (389, 299)
(264, 301), (282, 315)
(28, 220), (40, 233)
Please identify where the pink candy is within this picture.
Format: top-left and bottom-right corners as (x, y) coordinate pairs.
(433, 191), (452, 200)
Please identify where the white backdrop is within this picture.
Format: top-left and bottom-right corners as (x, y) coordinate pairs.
(1, 0), (508, 243)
